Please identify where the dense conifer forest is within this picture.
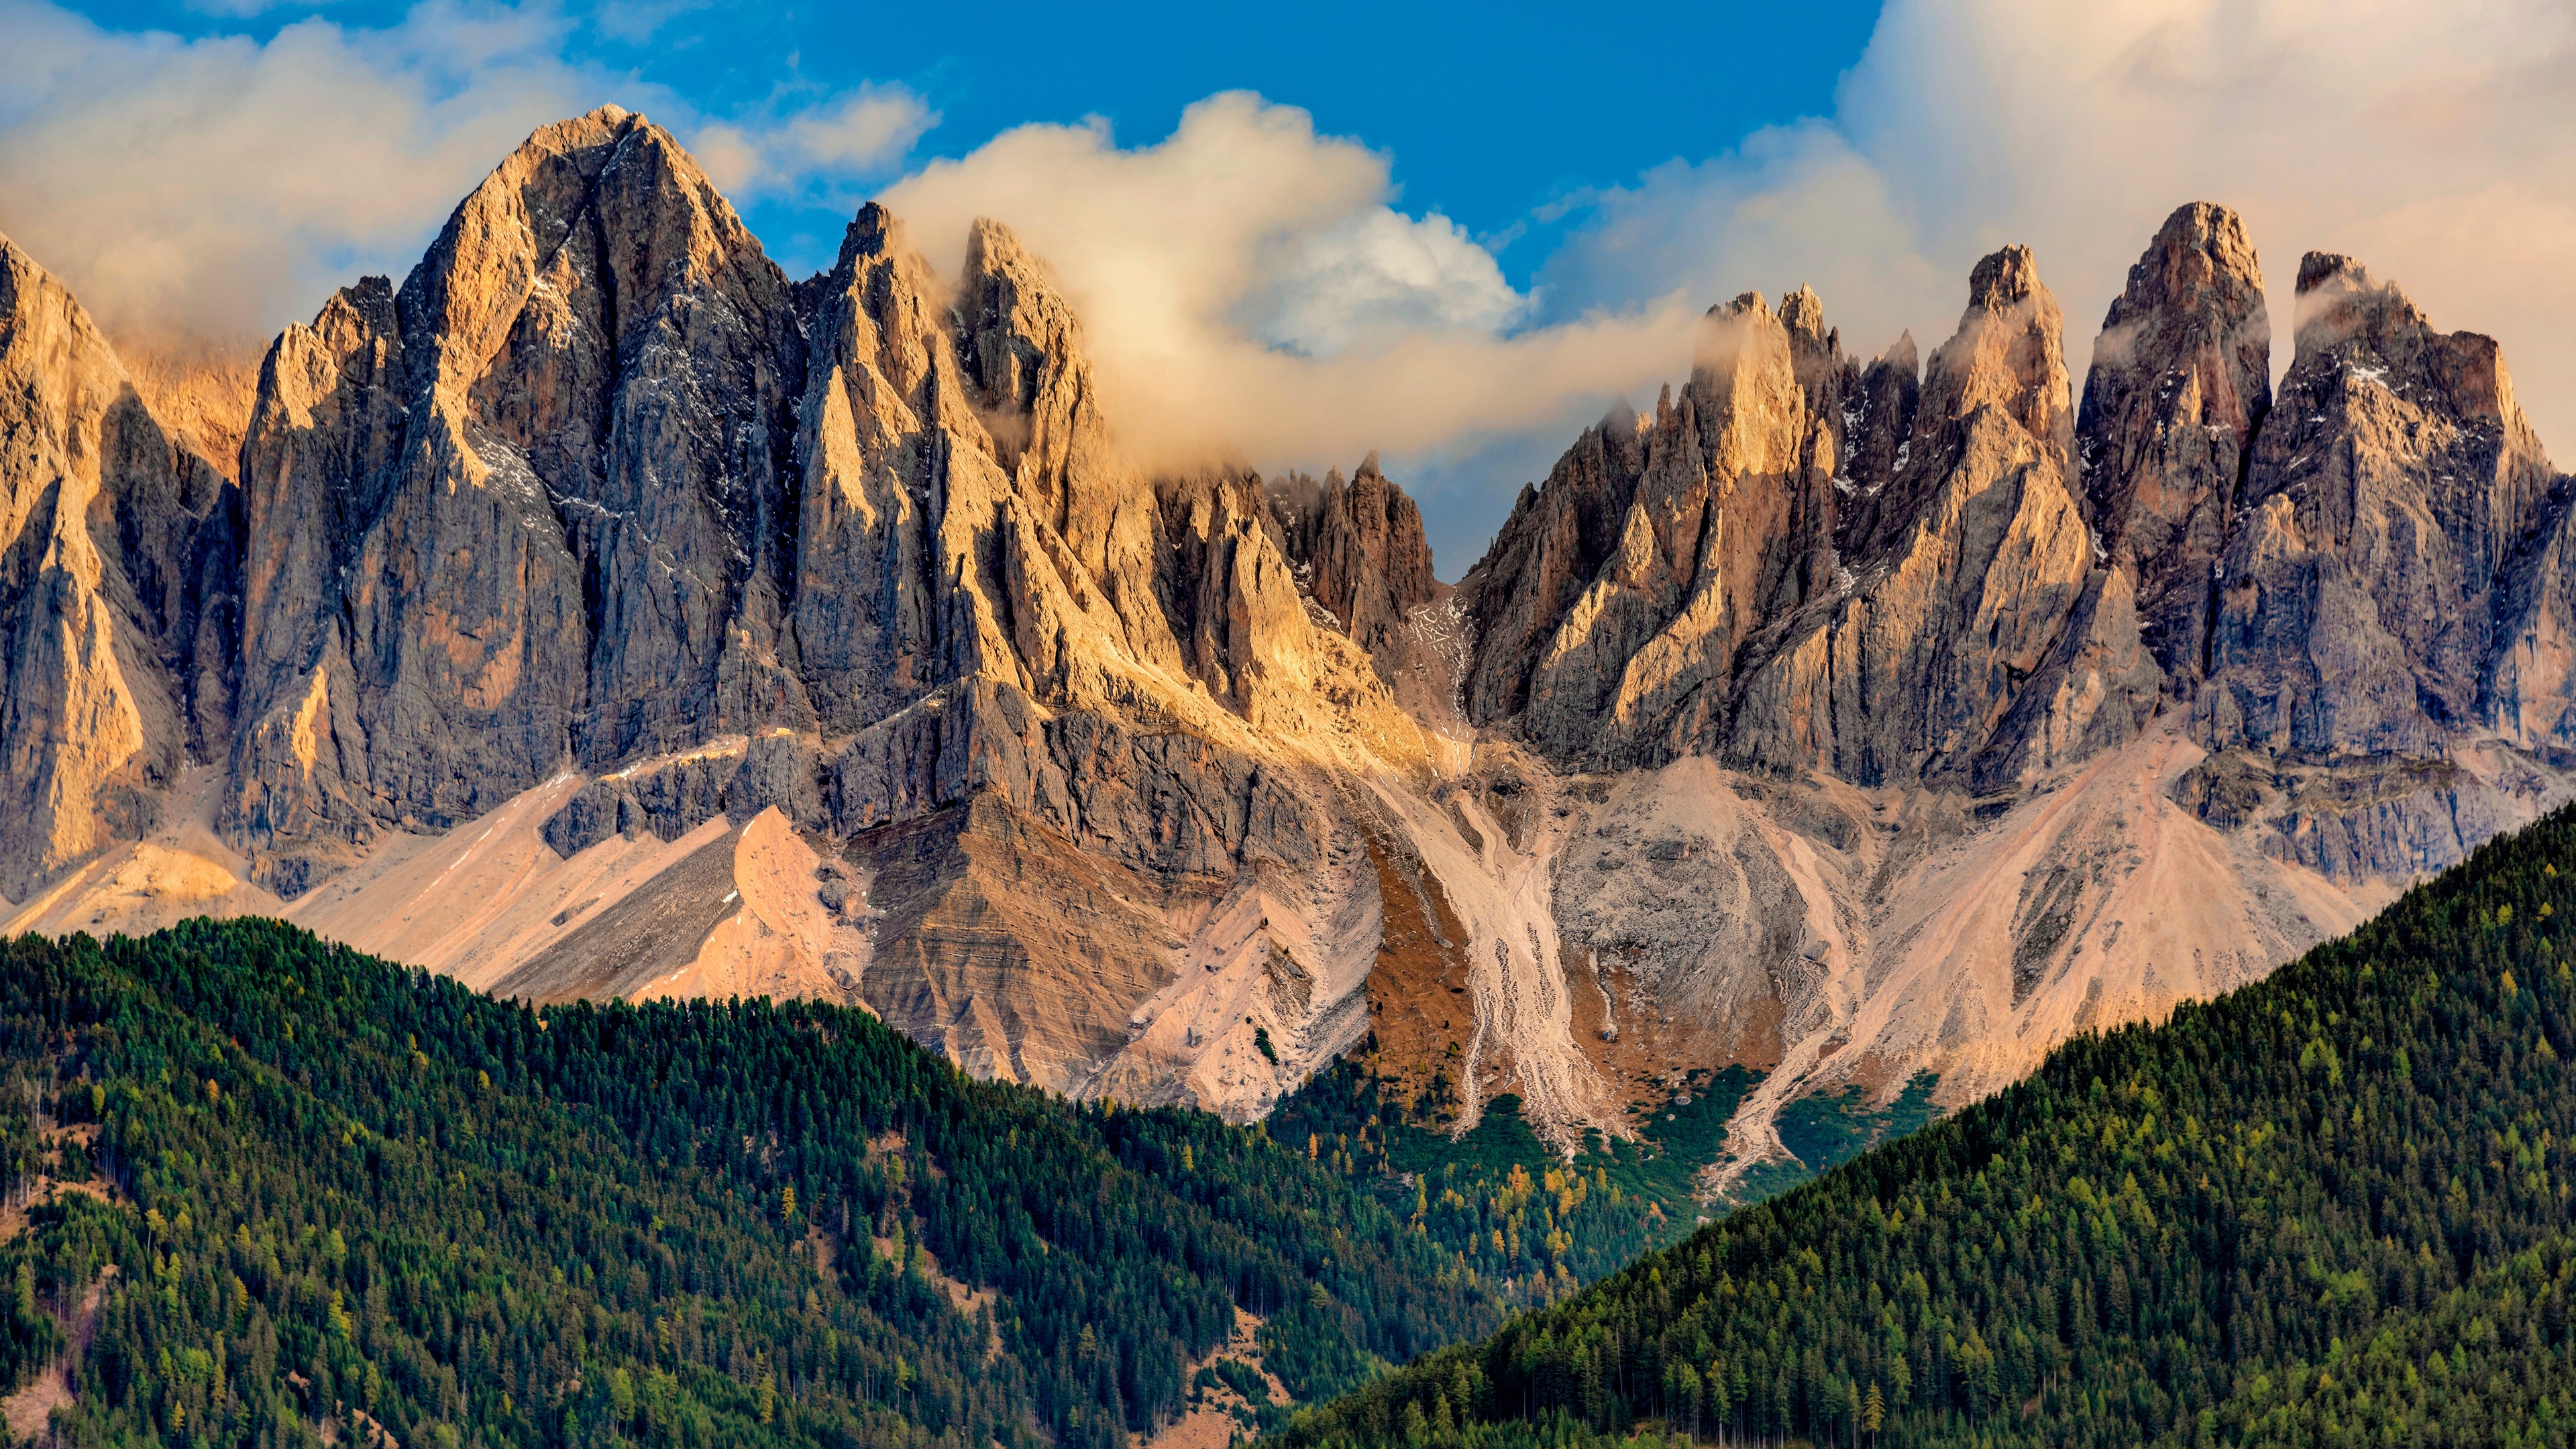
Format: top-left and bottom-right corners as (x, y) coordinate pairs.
(0, 920), (1512, 1448)
(1269, 1059), (1942, 1305)
(1281, 806), (2576, 1449)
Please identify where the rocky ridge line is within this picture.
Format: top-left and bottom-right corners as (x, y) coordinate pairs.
(7, 127), (2573, 1173)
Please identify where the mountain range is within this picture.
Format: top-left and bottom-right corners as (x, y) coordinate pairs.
(5, 105), (2573, 1187)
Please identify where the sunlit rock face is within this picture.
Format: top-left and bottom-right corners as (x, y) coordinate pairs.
(10, 126), (2575, 1182)
(0, 234), (241, 901)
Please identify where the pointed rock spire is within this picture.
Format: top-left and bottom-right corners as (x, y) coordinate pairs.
(229, 107), (810, 893)
(2077, 201), (2272, 684)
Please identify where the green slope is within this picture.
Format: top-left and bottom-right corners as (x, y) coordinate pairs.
(1269, 1051), (1945, 1314)
(1282, 806), (2576, 1449)
(0, 919), (1509, 1448)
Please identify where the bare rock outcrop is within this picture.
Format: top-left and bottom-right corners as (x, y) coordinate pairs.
(1732, 246), (2153, 789)
(2077, 202), (2272, 685)
(228, 105), (810, 895)
(2200, 251), (2557, 761)
(2169, 248), (2567, 880)
(0, 234), (239, 898)
(1464, 244), (2151, 795)
(1458, 287), (1846, 768)
(1266, 455), (1460, 726)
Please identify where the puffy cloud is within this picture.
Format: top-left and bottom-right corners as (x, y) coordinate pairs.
(878, 92), (1697, 478)
(0, 0), (619, 339)
(1248, 207), (1525, 356)
(0, 0), (930, 342)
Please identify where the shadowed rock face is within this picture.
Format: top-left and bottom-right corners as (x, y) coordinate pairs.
(1458, 287), (1849, 768)
(1265, 455), (1458, 725)
(2078, 201), (2272, 686)
(1464, 205), (2569, 888)
(0, 235), (240, 899)
(2200, 252), (2559, 761)
(1461, 244), (2157, 793)
(13, 139), (2576, 1163)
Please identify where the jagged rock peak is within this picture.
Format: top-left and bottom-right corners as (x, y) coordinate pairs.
(1968, 244), (2044, 310)
(398, 104), (762, 376)
(1780, 284), (1827, 345)
(224, 100), (812, 895)
(528, 103), (639, 153)
(0, 231), (242, 898)
(2296, 250), (2373, 295)
(835, 199), (900, 268)
(2286, 249), (2534, 432)
(2120, 203), (2265, 323)
(2076, 202), (2271, 686)
(1713, 290), (1769, 321)
(1929, 243), (2073, 458)
(2201, 241), (2557, 765)
(2288, 249), (2421, 354)
(956, 214), (1107, 469)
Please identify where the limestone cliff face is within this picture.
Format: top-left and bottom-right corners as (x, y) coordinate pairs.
(0, 235), (239, 899)
(1266, 455), (1460, 727)
(2201, 252), (2556, 761)
(2164, 249), (2565, 881)
(2076, 202), (2271, 686)
(228, 106), (808, 894)
(1731, 246), (2154, 791)
(1458, 288), (1845, 768)
(1462, 245), (2153, 794)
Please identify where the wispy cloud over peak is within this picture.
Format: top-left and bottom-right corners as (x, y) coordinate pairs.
(692, 85), (938, 201)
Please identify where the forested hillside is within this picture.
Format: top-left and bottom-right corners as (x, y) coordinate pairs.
(1271, 1060), (1942, 1302)
(0, 920), (1511, 1448)
(1285, 806), (2576, 1449)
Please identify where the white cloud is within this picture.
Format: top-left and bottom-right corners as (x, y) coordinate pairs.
(692, 85), (936, 200)
(878, 92), (1696, 476)
(1248, 206), (1525, 356)
(0, 0), (625, 339)
(0, 0), (930, 343)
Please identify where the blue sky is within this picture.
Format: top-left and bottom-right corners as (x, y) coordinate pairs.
(6, 0), (2571, 572)
(55, 0), (1881, 290)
